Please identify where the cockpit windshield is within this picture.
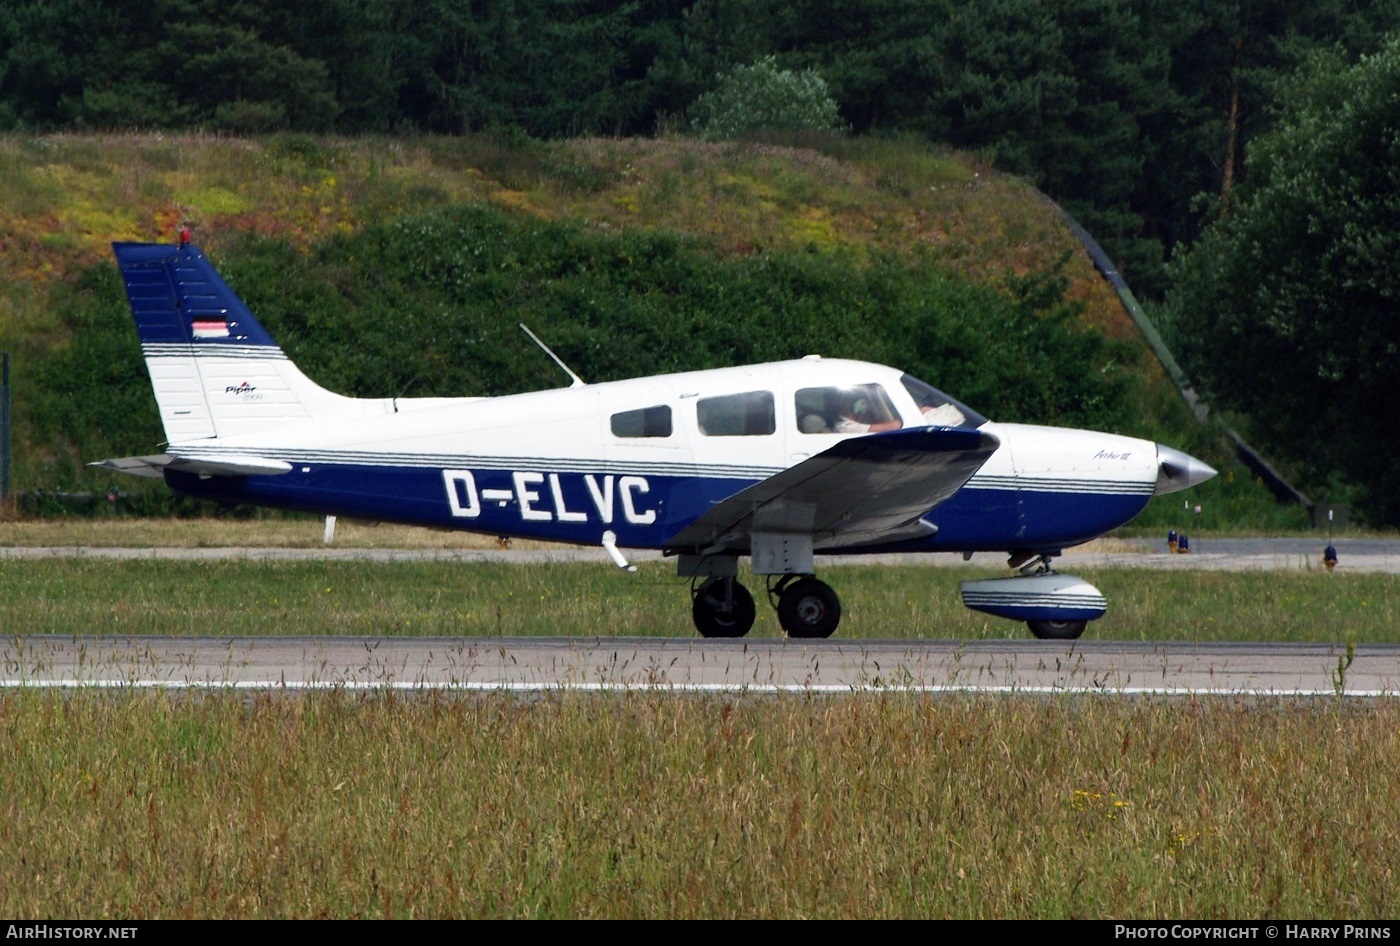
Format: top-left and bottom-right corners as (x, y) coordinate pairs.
(900, 374), (987, 428)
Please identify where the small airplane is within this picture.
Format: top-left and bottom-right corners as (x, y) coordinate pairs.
(97, 234), (1216, 640)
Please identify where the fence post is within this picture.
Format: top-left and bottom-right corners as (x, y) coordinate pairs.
(1, 352), (10, 504)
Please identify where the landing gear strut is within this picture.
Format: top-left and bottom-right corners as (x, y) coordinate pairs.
(769, 575), (842, 639)
(1009, 551), (1056, 575)
(680, 551), (843, 640)
(691, 576), (756, 638)
(1016, 552), (1089, 639)
(968, 545), (1097, 643)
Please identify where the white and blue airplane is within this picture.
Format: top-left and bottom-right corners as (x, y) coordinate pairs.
(97, 236), (1215, 640)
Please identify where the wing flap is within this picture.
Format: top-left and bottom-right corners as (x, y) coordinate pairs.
(88, 454), (176, 479)
(91, 453), (293, 478)
(665, 426), (999, 552)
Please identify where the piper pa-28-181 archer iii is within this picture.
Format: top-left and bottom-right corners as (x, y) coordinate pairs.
(98, 235), (1216, 640)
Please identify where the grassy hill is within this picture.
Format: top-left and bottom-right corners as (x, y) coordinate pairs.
(0, 132), (1298, 529)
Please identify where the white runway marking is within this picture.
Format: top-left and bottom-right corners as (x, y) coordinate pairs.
(1, 679), (1393, 697)
(4, 637), (1397, 697)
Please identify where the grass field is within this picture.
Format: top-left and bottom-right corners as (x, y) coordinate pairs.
(2, 689), (1397, 918)
(3, 520), (1395, 918)
(0, 558), (1395, 643)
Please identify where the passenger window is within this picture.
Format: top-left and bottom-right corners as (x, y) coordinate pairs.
(611, 405), (673, 438)
(796, 384), (903, 434)
(697, 391), (776, 436)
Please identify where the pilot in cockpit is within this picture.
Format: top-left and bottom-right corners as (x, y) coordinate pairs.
(835, 393), (903, 434)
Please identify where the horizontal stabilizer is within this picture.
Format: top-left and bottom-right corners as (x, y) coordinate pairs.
(665, 426), (999, 553)
(91, 453), (293, 478)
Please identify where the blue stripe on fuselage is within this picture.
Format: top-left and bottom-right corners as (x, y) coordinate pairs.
(164, 467), (1152, 552)
(165, 465), (759, 547)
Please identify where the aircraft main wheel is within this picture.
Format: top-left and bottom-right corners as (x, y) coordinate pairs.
(777, 577), (841, 639)
(692, 577), (756, 638)
(1027, 618), (1088, 640)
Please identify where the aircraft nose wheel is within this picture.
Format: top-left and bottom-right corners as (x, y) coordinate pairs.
(1027, 618), (1087, 640)
(772, 576), (842, 639)
(691, 577), (756, 638)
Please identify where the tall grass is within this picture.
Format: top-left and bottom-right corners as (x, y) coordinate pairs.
(0, 133), (1112, 329)
(1, 690), (1396, 918)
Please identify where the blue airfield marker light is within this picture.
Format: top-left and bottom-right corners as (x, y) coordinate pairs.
(1324, 508), (1338, 572)
(1168, 529), (1178, 553)
(1178, 533), (1189, 554)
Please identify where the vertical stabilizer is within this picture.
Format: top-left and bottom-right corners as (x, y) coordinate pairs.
(113, 240), (365, 443)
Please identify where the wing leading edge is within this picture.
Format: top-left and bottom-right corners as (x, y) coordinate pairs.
(664, 426), (999, 553)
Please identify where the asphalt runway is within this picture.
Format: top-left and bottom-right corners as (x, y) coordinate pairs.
(4, 636), (1397, 696)
(3, 538), (1396, 695)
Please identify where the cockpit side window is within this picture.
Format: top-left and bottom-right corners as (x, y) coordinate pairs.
(900, 374), (987, 428)
(795, 384), (903, 434)
(697, 391), (776, 436)
(611, 405), (672, 438)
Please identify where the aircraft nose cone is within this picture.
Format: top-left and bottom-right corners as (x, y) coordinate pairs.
(1155, 445), (1217, 495)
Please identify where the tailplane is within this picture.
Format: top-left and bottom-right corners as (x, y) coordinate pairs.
(113, 237), (364, 443)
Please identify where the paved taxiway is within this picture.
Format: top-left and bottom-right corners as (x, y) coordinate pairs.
(5, 636), (1398, 695)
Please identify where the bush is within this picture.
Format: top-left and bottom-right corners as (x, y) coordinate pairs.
(688, 57), (845, 141)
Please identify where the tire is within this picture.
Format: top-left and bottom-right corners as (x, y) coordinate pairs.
(776, 577), (841, 639)
(692, 578), (756, 638)
(1027, 618), (1088, 640)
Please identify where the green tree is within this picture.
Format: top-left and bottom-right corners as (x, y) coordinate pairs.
(1166, 38), (1400, 523)
(0, 0), (338, 130)
(688, 55), (844, 140)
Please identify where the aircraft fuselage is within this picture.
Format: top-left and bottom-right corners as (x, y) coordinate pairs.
(164, 357), (1163, 555)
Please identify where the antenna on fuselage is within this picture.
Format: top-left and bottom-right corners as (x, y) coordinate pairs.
(519, 323), (586, 388)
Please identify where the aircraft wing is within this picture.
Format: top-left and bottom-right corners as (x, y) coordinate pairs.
(664, 426), (999, 553)
(91, 453), (293, 478)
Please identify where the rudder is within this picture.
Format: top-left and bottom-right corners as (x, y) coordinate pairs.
(113, 237), (362, 443)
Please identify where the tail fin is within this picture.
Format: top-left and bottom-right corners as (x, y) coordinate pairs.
(113, 238), (363, 443)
